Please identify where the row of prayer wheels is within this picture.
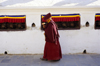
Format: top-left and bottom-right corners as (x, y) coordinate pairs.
(42, 21), (79, 29)
(56, 22), (75, 28)
(0, 23), (25, 29)
(56, 22), (80, 29)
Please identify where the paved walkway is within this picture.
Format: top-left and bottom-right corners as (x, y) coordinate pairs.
(0, 54), (100, 66)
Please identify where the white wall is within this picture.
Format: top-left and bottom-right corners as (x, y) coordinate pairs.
(0, 7), (100, 54)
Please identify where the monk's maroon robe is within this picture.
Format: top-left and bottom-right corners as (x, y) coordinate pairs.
(43, 20), (62, 60)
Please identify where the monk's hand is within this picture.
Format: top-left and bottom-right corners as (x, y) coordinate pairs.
(42, 23), (45, 25)
(42, 23), (46, 29)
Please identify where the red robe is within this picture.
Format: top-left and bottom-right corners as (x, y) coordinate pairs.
(43, 20), (62, 60)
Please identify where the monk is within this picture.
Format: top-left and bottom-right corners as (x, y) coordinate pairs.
(41, 13), (62, 61)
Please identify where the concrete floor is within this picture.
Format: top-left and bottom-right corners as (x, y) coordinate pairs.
(0, 54), (100, 66)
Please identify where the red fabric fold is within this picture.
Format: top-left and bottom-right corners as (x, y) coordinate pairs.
(95, 17), (100, 21)
(0, 19), (5, 23)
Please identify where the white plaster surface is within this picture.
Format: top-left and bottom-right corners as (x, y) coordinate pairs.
(0, 7), (100, 54)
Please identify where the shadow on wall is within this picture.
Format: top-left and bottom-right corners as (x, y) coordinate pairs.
(53, 0), (97, 6)
(0, 0), (34, 6)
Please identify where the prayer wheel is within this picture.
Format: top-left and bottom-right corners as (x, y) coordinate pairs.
(1, 23), (6, 29)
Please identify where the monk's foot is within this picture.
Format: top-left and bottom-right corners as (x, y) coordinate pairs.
(48, 59), (60, 62)
(55, 59), (60, 61)
(40, 58), (47, 61)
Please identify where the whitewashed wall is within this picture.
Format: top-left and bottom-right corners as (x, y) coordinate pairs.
(0, 7), (100, 54)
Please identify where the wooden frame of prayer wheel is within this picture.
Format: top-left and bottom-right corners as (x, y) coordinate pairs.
(41, 14), (80, 30)
(0, 15), (26, 31)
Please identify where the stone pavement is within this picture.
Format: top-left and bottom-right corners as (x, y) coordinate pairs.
(0, 54), (100, 66)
